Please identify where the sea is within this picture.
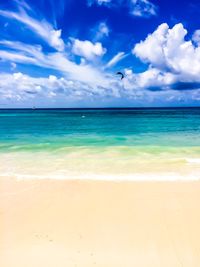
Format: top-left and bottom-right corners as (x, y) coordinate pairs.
(0, 108), (200, 180)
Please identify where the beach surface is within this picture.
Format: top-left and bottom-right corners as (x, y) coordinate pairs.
(1, 178), (200, 267)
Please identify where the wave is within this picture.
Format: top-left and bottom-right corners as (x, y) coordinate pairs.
(0, 172), (200, 181)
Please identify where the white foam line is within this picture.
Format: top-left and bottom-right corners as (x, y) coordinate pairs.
(186, 158), (200, 164)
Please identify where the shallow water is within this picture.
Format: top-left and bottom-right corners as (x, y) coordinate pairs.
(0, 108), (200, 180)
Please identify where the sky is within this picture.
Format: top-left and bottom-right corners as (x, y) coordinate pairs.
(0, 0), (200, 107)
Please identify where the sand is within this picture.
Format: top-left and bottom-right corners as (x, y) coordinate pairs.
(1, 178), (200, 267)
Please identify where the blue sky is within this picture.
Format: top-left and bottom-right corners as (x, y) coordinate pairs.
(0, 0), (200, 107)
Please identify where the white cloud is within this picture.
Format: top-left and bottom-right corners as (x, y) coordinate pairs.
(95, 22), (109, 40)
(88, 0), (157, 18)
(192, 30), (200, 46)
(105, 52), (127, 68)
(0, 3), (111, 88)
(0, 68), (199, 107)
(98, 22), (109, 37)
(0, 6), (64, 51)
(130, 0), (157, 17)
(133, 23), (169, 67)
(0, 0), (199, 107)
(0, 72), (121, 103)
(71, 39), (107, 61)
(13, 0), (31, 11)
(133, 23), (200, 82)
(10, 62), (17, 71)
(123, 67), (175, 91)
(0, 49), (37, 64)
(88, 0), (112, 6)
(98, 0), (112, 4)
(0, 40), (43, 56)
(0, 43), (110, 87)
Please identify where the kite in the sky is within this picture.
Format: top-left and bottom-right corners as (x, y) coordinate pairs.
(116, 72), (124, 80)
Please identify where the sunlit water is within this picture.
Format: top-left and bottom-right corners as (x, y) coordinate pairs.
(0, 108), (200, 180)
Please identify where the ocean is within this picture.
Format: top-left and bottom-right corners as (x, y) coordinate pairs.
(0, 108), (200, 180)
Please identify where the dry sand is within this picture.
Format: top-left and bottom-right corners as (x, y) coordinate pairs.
(1, 178), (200, 267)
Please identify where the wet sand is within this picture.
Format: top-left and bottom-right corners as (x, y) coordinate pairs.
(1, 178), (200, 267)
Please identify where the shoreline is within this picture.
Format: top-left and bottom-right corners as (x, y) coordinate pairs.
(1, 178), (200, 266)
(1, 172), (200, 181)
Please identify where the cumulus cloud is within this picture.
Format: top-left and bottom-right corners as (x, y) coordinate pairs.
(192, 30), (200, 46)
(130, 0), (157, 17)
(123, 23), (200, 96)
(0, 72), (76, 100)
(133, 23), (200, 88)
(123, 67), (175, 91)
(0, 72), (122, 103)
(71, 39), (107, 61)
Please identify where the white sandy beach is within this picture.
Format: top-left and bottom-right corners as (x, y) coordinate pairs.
(1, 178), (200, 267)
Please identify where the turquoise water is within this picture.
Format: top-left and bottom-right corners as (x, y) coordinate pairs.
(0, 108), (200, 180)
(0, 108), (200, 149)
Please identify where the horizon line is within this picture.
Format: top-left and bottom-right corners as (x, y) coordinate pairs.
(0, 106), (200, 110)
